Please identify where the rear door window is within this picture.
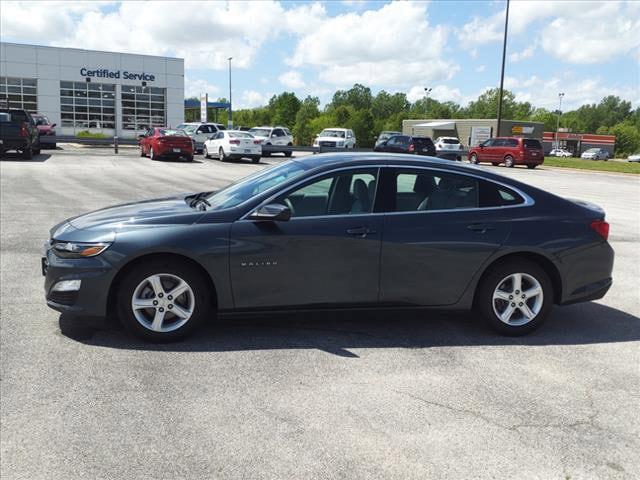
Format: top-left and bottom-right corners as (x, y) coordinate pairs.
(523, 139), (542, 149)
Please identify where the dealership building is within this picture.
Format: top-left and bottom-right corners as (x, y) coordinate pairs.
(403, 118), (544, 147)
(0, 42), (184, 138)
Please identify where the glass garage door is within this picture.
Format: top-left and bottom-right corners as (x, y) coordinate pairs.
(121, 86), (166, 132)
(59, 81), (116, 131)
(0, 77), (37, 113)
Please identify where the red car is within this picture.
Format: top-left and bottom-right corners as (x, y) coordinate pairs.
(31, 114), (56, 149)
(139, 127), (194, 162)
(468, 137), (544, 169)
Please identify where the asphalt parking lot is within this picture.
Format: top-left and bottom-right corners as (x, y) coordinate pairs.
(1, 147), (639, 480)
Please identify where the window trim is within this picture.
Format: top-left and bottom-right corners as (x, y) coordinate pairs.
(240, 164), (534, 221)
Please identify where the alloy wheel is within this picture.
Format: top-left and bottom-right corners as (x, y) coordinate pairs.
(131, 273), (195, 333)
(492, 272), (544, 326)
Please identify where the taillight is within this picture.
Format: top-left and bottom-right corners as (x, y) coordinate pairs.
(20, 122), (28, 137)
(590, 219), (609, 241)
(229, 139), (240, 145)
(409, 143), (415, 153)
(253, 140), (261, 144)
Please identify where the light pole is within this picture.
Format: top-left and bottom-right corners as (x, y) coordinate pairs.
(424, 87), (432, 118)
(496, 0), (510, 137)
(555, 92), (565, 149)
(227, 57), (233, 129)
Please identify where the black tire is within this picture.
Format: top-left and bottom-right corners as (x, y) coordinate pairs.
(186, 155), (194, 162)
(262, 144), (271, 157)
(140, 145), (145, 157)
(150, 147), (156, 161)
(469, 153), (478, 164)
(51, 142), (57, 150)
(33, 148), (41, 155)
(476, 259), (553, 336)
(203, 145), (210, 159)
(491, 162), (500, 166)
(527, 164), (537, 169)
(284, 150), (292, 157)
(504, 155), (514, 168)
(251, 156), (261, 163)
(116, 258), (213, 342)
(219, 147), (228, 162)
(22, 146), (33, 160)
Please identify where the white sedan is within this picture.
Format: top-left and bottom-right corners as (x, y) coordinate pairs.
(203, 130), (262, 163)
(549, 148), (572, 157)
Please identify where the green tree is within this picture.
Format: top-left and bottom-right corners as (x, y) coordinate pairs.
(610, 122), (640, 156)
(330, 84), (373, 111)
(530, 108), (559, 132)
(597, 96), (632, 129)
(347, 109), (375, 147)
(293, 96), (320, 146)
(267, 92), (301, 128)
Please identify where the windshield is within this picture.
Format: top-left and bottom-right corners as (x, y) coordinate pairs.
(585, 148), (599, 153)
(440, 138), (459, 144)
(205, 161), (308, 211)
(320, 129), (345, 138)
(159, 129), (187, 136)
(183, 126), (197, 134)
(379, 131), (400, 141)
(250, 128), (271, 137)
(32, 115), (50, 125)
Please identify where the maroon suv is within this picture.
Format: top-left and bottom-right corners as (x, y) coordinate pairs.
(468, 137), (544, 169)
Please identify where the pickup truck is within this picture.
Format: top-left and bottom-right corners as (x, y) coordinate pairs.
(0, 108), (41, 159)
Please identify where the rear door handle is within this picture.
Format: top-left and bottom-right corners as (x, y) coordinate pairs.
(346, 226), (376, 237)
(467, 223), (495, 234)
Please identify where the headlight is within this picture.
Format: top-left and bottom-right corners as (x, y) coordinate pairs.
(337, 141), (344, 147)
(52, 241), (111, 258)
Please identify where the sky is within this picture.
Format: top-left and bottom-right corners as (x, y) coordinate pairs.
(1, 0), (639, 111)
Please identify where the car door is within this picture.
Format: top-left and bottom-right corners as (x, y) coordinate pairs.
(385, 136), (402, 153)
(478, 139), (495, 162)
(271, 128), (285, 146)
(378, 167), (512, 305)
(229, 167), (383, 308)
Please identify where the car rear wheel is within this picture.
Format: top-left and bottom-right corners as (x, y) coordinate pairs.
(477, 259), (553, 336)
(219, 147), (228, 162)
(116, 259), (212, 342)
(203, 145), (210, 159)
(251, 155), (261, 163)
(491, 162), (500, 166)
(469, 153), (478, 164)
(504, 155), (514, 167)
(150, 147), (156, 161)
(527, 164), (537, 169)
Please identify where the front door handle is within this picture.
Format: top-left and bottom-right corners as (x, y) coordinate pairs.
(346, 226), (376, 237)
(467, 223), (495, 234)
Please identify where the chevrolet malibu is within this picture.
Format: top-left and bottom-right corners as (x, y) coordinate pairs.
(43, 154), (614, 341)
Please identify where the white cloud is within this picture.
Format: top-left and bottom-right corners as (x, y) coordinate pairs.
(278, 70), (306, 89)
(239, 90), (270, 109)
(509, 46), (535, 62)
(184, 78), (220, 99)
(457, 1), (640, 64)
(475, 65), (486, 73)
(288, 1), (458, 87)
(407, 85), (466, 104)
(0, 1), (327, 70)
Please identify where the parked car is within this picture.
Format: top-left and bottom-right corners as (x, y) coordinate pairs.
(375, 131), (401, 148)
(0, 108), (40, 159)
(434, 136), (463, 161)
(42, 153), (614, 341)
(627, 153), (640, 162)
(138, 127), (194, 162)
(313, 128), (356, 148)
(248, 126), (293, 157)
(31, 113), (57, 149)
(468, 137), (544, 169)
(176, 122), (226, 153)
(373, 135), (436, 156)
(203, 130), (262, 162)
(581, 148), (609, 161)
(549, 148), (572, 157)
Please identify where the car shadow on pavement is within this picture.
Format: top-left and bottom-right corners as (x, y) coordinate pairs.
(58, 301), (640, 357)
(0, 153), (52, 162)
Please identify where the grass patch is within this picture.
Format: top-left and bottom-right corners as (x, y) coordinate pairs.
(76, 130), (108, 139)
(544, 157), (640, 174)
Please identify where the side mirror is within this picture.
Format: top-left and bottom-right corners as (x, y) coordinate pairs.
(479, 144), (484, 148)
(137, 134), (146, 139)
(51, 123), (57, 128)
(249, 203), (291, 222)
(271, 133), (277, 138)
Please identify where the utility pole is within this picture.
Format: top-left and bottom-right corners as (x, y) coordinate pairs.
(227, 57), (233, 129)
(555, 92), (565, 148)
(496, 0), (510, 137)
(424, 87), (432, 118)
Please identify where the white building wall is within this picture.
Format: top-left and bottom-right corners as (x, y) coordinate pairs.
(0, 42), (184, 138)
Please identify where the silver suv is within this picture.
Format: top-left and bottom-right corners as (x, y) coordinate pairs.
(248, 126), (293, 157)
(176, 122), (226, 153)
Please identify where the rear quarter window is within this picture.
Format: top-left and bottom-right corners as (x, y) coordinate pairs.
(479, 181), (525, 207)
(523, 139), (542, 149)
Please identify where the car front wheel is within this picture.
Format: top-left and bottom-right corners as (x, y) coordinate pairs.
(477, 259), (553, 336)
(469, 153), (478, 164)
(116, 259), (212, 341)
(504, 155), (514, 167)
(203, 145), (210, 159)
(219, 147), (228, 161)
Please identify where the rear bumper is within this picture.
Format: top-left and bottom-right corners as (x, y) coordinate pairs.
(558, 241), (614, 305)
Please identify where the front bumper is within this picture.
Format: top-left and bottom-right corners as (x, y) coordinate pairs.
(43, 246), (115, 317)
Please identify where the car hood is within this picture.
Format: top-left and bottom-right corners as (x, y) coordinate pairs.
(50, 194), (206, 240)
(316, 136), (346, 142)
